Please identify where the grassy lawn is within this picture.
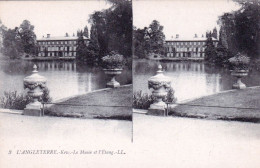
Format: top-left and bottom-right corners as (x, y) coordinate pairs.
(45, 85), (132, 121)
(170, 87), (260, 122)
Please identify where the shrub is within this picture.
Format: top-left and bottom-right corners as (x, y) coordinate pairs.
(0, 91), (30, 110)
(101, 51), (125, 69)
(0, 88), (52, 110)
(133, 87), (177, 109)
(228, 53), (250, 70)
(133, 91), (155, 109)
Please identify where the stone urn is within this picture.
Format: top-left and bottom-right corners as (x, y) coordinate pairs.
(23, 64), (47, 116)
(231, 69), (248, 89)
(229, 53), (250, 89)
(147, 64), (171, 116)
(103, 68), (123, 88)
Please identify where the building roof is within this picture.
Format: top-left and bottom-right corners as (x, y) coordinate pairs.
(37, 36), (88, 41)
(165, 36), (218, 42)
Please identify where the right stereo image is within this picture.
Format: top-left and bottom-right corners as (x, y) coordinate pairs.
(132, 0), (260, 167)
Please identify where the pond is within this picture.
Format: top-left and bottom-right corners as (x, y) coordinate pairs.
(0, 60), (132, 101)
(133, 59), (260, 102)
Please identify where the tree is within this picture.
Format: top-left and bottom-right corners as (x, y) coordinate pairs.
(145, 20), (166, 55)
(133, 27), (149, 58)
(76, 30), (87, 62)
(2, 28), (23, 59)
(17, 20), (37, 55)
(105, 0), (132, 57)
(0, 19), (7, 53)
(218, 1), (260, 59)
(204, 32), (217, 63)
(89, 11), (109, 57)
(88, 0), (132, 58)
(219, 26), (229, 49)
(212, 27), (218, 39)
(76, 26), (100, 65)
(88, 25), (100, 63)
(83, 26), (89, 38)
(215, 36), (231, 65)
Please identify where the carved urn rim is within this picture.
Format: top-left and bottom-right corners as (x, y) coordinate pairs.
(148, 65), (171, 83)
(24, 64), (47, 84)
(148, 64), (171, 90)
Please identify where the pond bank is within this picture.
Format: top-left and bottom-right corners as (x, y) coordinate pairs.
(45, 85), (132, 121)
(170, 86), (260, 123)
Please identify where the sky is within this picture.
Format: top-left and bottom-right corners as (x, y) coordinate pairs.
(0, 0), (241, 40)
(133, 0), (241, 39)
(0, 0), (111, 38)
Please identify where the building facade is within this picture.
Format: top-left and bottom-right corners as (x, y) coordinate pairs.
(165, 34), (218, 59)
(37, 34), (88, 57)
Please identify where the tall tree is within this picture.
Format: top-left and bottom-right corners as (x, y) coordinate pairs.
(88, 0), (132, 58)
(83, 25), (89, 38)
(204, 32), (217, 63)
(0, 19), (7, 53)
(17, 20), (37, 54)
(145, 20), (166, 55)
(219, 26), (229, 49)
(215, 35), (231, 65)
(89, 11), (108, 57)
(212, 27), (218, 39)
(2, 28), (23, 59)
(76, 30), (87, 62)
(88, 25), (100, 63)
(133, 27), (149, 58)
(218, 1), (260, 58)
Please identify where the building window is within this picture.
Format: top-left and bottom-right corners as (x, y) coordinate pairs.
(65, 41), (67, 44)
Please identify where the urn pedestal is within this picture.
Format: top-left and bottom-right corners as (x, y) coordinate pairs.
(23, 65), (47, 116)
(103, 69), (122, 88)
(231, 70), (248, 89)
(147, 65), (171, 116)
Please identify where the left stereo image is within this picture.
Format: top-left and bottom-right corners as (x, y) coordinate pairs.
(0, 0), (133, 148)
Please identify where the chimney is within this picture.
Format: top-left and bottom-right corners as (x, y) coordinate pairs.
(202, 34), (204, 38)
(194, 34), (198, 38)
(47, 34), (50, 38)
(171, 36), (173, 39)
(176, 34), (179, 39)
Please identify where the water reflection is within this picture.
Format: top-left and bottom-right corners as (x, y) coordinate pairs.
(0, 60), (132, 101)
(134, 60), (260, 102)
